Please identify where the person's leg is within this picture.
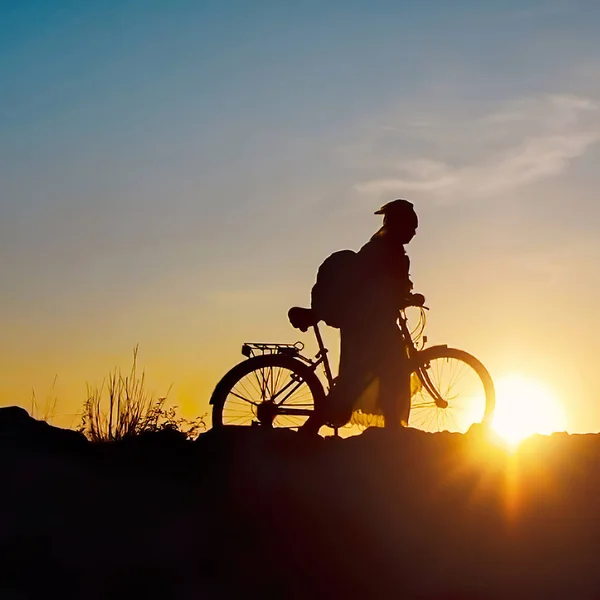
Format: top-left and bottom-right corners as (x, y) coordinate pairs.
(299, 368), (373, 434)
(375, 328), (411, 430)
(300, 328), (374, 435)
(378, 359), (410, 429)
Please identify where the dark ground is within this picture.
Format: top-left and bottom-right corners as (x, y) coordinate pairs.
(2, 406), (600, 599)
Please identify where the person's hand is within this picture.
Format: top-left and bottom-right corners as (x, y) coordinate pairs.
(410, 293), (426, 307)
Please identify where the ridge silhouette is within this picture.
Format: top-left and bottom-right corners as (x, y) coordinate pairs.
(0, 407), (596, 599)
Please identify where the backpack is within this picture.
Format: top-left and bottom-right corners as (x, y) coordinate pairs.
(310, 249), (358, 328)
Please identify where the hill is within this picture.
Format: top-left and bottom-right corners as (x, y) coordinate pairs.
(1, 407), (597, 599)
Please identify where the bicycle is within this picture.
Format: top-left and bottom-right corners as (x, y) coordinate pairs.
(210, 302), (495, 434)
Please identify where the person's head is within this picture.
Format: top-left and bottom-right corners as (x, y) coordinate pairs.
(375, 199), (418, 244)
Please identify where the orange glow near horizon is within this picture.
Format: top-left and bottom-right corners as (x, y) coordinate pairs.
(491, 374), (567, 448)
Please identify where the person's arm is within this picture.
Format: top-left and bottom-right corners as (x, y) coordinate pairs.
(397, 253), (424, 307)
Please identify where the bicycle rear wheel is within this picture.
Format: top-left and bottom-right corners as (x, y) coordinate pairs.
(409, 346), (495, 433)
(210, 354), (325, 429)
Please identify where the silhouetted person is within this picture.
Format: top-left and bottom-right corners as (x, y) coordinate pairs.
(299, 199), (424, 434)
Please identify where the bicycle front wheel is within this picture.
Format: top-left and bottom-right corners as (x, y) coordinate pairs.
(210, 354), (325, 430)
(409, 346), (495, 433)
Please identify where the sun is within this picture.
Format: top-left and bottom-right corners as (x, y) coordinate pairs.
(491, 374), (567, 447)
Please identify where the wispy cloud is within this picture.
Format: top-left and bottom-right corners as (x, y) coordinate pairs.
(509, 2), (574, 21)
(354, 94), (600, 201)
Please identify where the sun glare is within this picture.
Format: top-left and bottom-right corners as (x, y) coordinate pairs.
(491, 374), (566, 447)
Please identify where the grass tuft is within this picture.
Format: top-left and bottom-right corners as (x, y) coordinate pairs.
(30, 374), (59, 423)
(79, 346), (205, 442)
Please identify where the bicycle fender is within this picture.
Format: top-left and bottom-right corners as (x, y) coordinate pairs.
(411, 344), (448, 368)
(208, 382), (222, 404)
(423, 344), (448, 353)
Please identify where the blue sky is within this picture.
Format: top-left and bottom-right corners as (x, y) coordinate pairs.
(2, 0), (600, 431)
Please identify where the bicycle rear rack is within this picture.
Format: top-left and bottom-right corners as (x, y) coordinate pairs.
(241, 342), (305, 358)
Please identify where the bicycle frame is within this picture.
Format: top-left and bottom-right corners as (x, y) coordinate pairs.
(309, 308), (450, 410)
(310, 309), (421, 384)
(237, 308), (449, 421)
(398, 310), (450, 408)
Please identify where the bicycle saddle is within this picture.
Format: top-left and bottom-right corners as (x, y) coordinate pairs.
(288, 307), (317, 332)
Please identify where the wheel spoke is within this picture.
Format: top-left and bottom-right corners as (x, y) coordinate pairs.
(410, 351), (490, 433)
(215, 357), (320, 430)
(229, 390), (258, 406)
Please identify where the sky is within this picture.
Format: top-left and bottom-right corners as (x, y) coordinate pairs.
(2, 0), (600, 432)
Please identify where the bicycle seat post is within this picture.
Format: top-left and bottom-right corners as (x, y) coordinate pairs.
(313, 323), (333, 384)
